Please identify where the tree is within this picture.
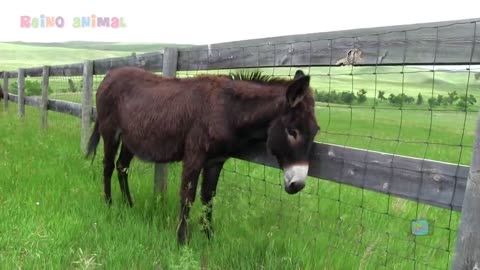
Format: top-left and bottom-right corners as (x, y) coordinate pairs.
(340, 91), (356, 104)
(388, 94), (396, 104)
(467, 94), (477, 105)
(456, 94), (477, 111)
(416, 93), (424, 105)
(378, 90), (386, 102)
(405, 96), (415, 104)
(446, 91), (459, 105)
(428, 97), (437, 108)
(357, 89), (367, 103)
(436, 94), (444, 106)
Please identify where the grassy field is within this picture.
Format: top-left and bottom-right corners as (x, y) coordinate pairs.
(0, 101), (463, 270)
(1, 42), (479, 269)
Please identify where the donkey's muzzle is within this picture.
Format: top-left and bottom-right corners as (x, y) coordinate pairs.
(284, 164), (308, 194)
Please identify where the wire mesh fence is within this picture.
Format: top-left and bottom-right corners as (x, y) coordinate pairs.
(172, 21), (479, 267)
(173, 64), (473, 268)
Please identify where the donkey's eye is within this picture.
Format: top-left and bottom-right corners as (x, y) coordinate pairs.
(286, 128), (298, 139)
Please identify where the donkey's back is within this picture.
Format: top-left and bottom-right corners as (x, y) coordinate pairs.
(92, 66), (232, 163)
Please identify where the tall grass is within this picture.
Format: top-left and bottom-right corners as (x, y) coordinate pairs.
(1, 102), (465, 269)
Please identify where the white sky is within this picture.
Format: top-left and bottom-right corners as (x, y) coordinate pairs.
(1, 0), (479, 45)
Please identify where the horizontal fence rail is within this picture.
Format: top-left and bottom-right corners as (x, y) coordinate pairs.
(177, 18), (480, 70)
(4, 94), (469, 211)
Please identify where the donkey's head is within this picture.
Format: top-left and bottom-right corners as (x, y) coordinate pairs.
(266, 70), (319, 194)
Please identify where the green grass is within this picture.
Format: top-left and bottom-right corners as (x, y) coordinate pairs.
(0, 103), (464, 269)
(315, 104), (477, 165)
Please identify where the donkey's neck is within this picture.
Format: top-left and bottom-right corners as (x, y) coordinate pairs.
(230, 86), (287, 134)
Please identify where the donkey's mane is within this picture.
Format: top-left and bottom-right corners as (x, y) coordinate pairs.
(227, 70), (292, 85)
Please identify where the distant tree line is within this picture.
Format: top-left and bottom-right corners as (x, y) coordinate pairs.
(314, 89), (478, 111)
(314, 89), (367, 105)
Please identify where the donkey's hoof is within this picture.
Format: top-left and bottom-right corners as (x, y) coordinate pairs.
(200, 217), (214, 240)
(177, 222), (188, 246)
(203, 226), (214, 240)
(105, 197), (113, 207)
(123, 198), (134, 208)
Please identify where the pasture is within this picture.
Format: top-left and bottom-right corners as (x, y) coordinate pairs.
(1, 42), (479, 269)
(0, 99), (464, 270)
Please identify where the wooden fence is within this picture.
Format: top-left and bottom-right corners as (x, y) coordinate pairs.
(2, 17), (480, 269)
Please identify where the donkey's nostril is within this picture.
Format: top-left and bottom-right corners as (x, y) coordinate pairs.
(287, 180), (305, 194)
(289, 181), (297, 190)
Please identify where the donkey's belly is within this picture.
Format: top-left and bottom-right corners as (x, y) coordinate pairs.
(122, 135), (185, 163)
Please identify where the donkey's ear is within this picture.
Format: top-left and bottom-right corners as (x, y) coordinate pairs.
(293, 70), (305, 80)
(287, 74), (310, 108)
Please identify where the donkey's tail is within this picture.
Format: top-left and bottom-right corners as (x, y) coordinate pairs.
(85, 120), (100, 161)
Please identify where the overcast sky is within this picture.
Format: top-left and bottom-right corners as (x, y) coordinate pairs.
(1, 0), (479, 45)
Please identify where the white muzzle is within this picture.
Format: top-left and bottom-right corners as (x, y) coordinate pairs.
(283, 164), (308, 194)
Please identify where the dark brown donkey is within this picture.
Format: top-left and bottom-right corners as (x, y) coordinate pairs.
(85, 66), (320, 245)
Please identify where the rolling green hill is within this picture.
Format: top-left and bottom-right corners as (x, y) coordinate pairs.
(4, 41), (193, 52)
(0, 41), (192, 71)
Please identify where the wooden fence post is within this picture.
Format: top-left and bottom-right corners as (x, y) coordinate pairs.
(2, 72), (8, 109)
(81, 60), (93, 154)
(18, 68), (25, 117)
(41, 66), (49, 130)
(452, 110), (480, 269)
(154, 48), (178, 195)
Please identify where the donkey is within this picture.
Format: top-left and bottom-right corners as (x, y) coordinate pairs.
(85, 66), (320, 245)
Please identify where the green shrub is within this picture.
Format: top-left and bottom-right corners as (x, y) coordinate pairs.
(314, 90), (339, 103)
(388, 93), (414, 106)
(314, 90), (361, 105)
(68, 78), (79, 92)
(7, 80), (53, 96)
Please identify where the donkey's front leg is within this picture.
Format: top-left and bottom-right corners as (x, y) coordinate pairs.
(177, 155), (204, 245)
(200, 159), (225, 240)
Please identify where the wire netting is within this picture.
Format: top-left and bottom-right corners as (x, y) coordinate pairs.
(171, 21), (480, 269)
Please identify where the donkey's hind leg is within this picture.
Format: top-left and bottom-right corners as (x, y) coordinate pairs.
(101, 130), (120, 206)
(116, 143), (134, 207)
